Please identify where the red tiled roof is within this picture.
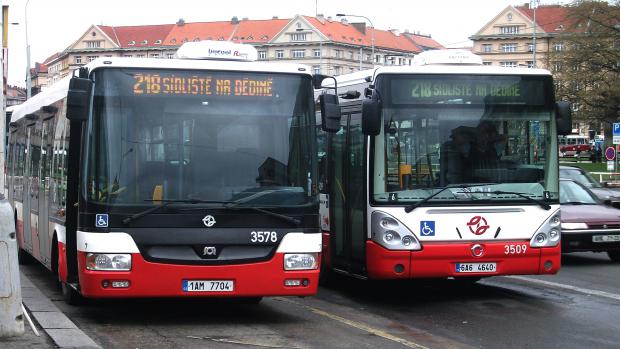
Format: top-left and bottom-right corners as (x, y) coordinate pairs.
(404, 33), (444, 50)
(304, 16), (422, 53)
(232, 19), (290, 43)
(98, 24), (175, 48)
(515, 5), (575, 33)
(164, 21), (235, 45)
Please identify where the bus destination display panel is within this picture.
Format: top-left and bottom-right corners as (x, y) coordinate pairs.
(389, 75), (551, 106)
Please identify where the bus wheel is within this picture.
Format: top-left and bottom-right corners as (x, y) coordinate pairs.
(608, 251), (620, 263)
(61, 282), (83, 305)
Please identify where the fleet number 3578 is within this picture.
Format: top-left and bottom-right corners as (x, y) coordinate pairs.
(250, 231), (278, 243)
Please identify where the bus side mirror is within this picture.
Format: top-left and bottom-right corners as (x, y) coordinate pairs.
(362, 92), (381, 136)
(66, 77), (93, 122)
(556, 101), (572, 136)
(320, 94), (341, 133)
(313, 74), (331, 89)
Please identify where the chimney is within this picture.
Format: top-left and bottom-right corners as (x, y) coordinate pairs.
(242, 17), (249, 21)
(316, 13), (325, 24)
(389, 28), (400, 36)
(404, 29), (410, 34)
(272, 16), (279, 19)
(352, 22), (366, 34)
(176, 18), (185, 26)
(523, 2), (529, 9)
(340, 18), (348, 25)
(327, 16), (332, 22)
(231, 16), (240, 24)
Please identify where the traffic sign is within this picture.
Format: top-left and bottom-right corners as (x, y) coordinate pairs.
(614, 123), (620, 144)
(606, 147), (616, 161)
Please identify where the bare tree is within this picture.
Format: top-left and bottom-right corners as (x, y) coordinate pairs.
(550, 0), (620, 138)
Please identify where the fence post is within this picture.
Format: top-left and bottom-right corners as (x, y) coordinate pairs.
(0, 196), (24, 337)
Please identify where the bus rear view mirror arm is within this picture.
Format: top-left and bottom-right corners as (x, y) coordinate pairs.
(555, 101), (572, 136)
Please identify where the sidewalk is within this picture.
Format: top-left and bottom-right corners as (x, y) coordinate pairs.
(0, 272), (101, 349)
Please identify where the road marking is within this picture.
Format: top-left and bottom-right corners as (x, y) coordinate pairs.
(504, 276), (620, 301)
(277, 298), (430, 349)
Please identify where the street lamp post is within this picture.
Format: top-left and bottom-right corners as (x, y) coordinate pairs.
(25, 0), (31, 99)
(531, 0), (540, 68)
(336, 13), (374, 67)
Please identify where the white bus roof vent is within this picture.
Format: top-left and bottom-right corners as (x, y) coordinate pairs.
(413, 49), (482, 66)
(175, 40), (258, 61)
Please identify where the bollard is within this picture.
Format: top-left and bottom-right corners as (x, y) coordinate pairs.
(0, 197), (24, 337)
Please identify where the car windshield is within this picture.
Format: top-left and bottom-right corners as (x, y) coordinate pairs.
(559, 180), (598, 204)
(559, 168), (602, 188)
(85, 68), (316, 209)
(371, 74), (558, 206)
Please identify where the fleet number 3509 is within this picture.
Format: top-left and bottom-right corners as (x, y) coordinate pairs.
(504, 244), (527, 255)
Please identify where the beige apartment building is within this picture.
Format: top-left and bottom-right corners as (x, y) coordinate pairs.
(470, 4), (570, 70)
(30, 15), (443, 93)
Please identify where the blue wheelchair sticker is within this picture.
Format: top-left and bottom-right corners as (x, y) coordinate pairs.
(95, 214), (109, 228)
(420, 221), (435, 236)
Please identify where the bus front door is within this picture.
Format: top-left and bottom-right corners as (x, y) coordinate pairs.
(329, 108), (367, 276)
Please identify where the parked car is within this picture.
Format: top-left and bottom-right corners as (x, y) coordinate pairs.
(560, 165), (620, 207)
(560, 179), (620, 262)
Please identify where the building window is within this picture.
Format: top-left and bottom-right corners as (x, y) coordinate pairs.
(500, 26), (519, 34)
(290, 33), (307, 41)
(500, 61), (517, 68)
(123, 54), (133, 58)
(258, 51), (267, 60)
(150, 53), (160, 59)
(314, 49), (321, 57)
(528, 43), (535, 52)
(312, 65), (321, 74)
(526, 61), (535, 68)
(334, 66), (342, 75)
(136, 54), (146, 58)
(74, 56), (82, 64)
(334, 49), (343, 58)
(166, 53), (174, 59)
(348, 51), (354, 59)
(85, 41), (101, 48)
(276, 50), (284, 59)
(292, 49), (305, 58)
(482, 44), (492, 53)
(87, 55), (99, 62)
(483, 62), (492, 66)
(501, 43), (517, 52)
(554, 42), (564, 51)
(552, 62), (562, 72)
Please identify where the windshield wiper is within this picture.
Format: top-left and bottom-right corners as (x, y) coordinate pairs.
(122, 199), (211, 225)
(404, 183), (497, 213)
(485, 190), (551, 210)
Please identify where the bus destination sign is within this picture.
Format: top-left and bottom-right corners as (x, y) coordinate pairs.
(132, 73), (273, 97)
(390, 76), (547, 106)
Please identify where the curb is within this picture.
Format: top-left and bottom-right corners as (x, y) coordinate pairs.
(20, 272), (101, 349)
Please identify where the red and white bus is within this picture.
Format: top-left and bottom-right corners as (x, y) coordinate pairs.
(7, 41), (333, 302)
(558, 134), (592, 158)
(317, 50), (572, 280)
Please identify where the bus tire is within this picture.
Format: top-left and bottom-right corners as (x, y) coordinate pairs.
(608, 251), (620, 263)
(61, 282), (83, 305)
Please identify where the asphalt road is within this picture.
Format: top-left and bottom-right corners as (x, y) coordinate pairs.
(20, 252), (620, 349)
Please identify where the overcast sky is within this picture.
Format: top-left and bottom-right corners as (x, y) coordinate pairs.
(3, 0), (571, 87)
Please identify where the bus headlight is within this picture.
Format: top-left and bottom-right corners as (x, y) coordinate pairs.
(284, 253), (318, 270)
(86, 253), (132, 271)
(530, 210), (561, 248)
(371, 211), (421, 250)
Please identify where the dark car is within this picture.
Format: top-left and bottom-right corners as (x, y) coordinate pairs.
(560, 166), (620, 207)
(560, 179), (620, 262)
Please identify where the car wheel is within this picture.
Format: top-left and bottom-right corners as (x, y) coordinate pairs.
(607, 251), (620, 262)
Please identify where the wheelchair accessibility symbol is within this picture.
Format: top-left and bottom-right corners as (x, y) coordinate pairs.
(420, 221), (435, 236)
(95, 214), (109, 228)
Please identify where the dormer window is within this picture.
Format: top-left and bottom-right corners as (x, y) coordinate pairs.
(170, 38), (177, 44)
(194, 37), (200, 42)
(141, 40), (148, 45)
(128, 40), (135, 46)
(154, 39), (162, 45)
(247, 35), (253, 40)
(261, 35), (268, 40)
(507, 13), (513, 21)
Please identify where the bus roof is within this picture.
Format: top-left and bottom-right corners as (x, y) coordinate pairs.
(11, 56), (312, 123)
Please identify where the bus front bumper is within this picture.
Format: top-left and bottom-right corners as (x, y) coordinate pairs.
(365, 241), (560, 280)
(77, 252), (320, 298)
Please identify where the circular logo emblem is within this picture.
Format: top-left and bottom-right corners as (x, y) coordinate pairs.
(471, 244), (485, 257)
(467, 216), (489, 235)
(202, 215), (216, 227)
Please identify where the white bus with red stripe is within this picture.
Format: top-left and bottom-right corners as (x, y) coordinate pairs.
(7, 41), (334, 302)
(317, 50), (572, 280)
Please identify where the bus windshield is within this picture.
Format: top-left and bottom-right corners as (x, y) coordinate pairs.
(85, 68), (316, 209)
(371, 74), (558, 205)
